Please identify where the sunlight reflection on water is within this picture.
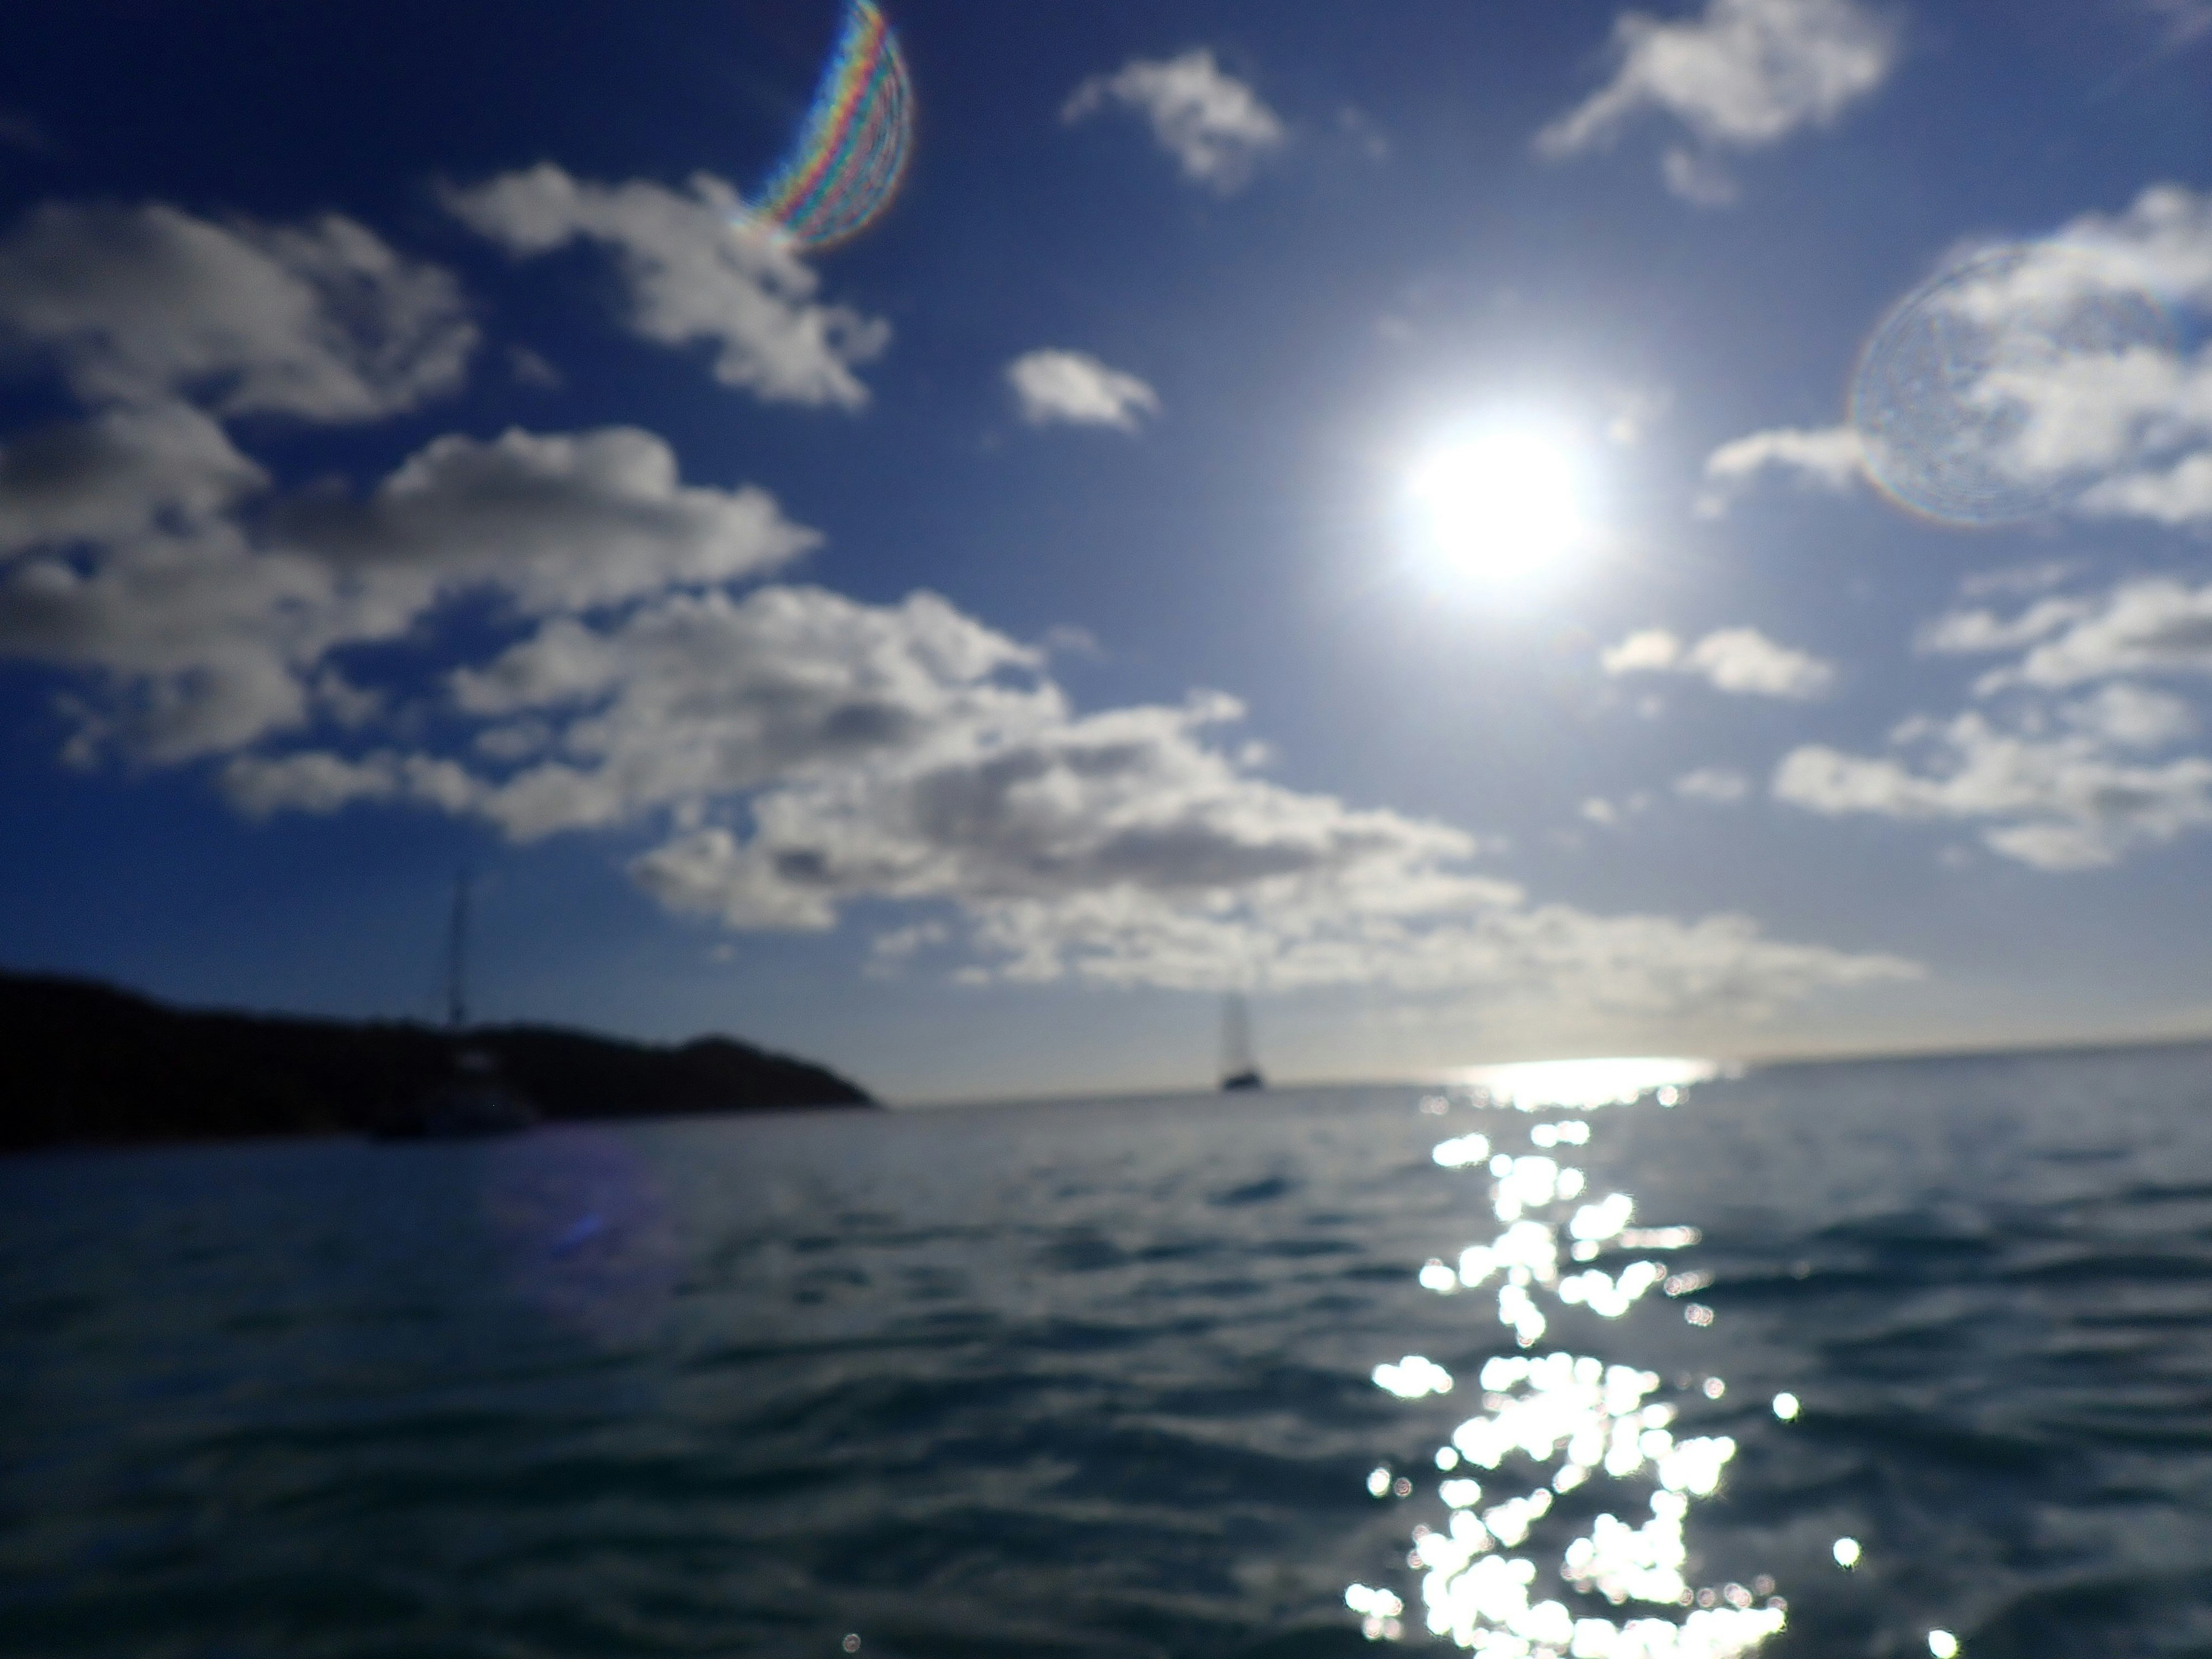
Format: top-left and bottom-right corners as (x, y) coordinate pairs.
(1351, 1058), (1791, 1658)
(1447, 1058), (1728, 1111)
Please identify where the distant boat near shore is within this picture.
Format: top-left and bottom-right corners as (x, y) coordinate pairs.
(1219, 994), (1265, 1092)
(382, 871), (539, 1139)
(393, 1046), (540, 1139)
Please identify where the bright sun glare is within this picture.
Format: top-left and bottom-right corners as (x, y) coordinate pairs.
(1410, 427), (1588, 584)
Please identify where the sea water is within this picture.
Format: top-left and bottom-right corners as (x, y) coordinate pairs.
(6, 1045), (2212, 1658)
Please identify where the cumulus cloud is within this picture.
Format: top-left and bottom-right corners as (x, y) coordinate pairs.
(1925, 578), (2212, 692)
(1918, 593), (2096, 658)
(1776, 703), (2212, 870)
(1599, 629), (1685, 676)
(0, 198), (493, 759)
(0, 201), (475, 419)
(270, 426), (814, 615)
(0, 200), (815, 771)
(1537, 0), (1897, 203)
(76, 571), (1920, 1005)
(0, 421), (816, 763)
(1601, 626), (1834, 698)
(1063, 50), (1286, 192)
(0, 400), (266, 550)
(1675, 767), (1751, 802)
(183, 570), (1918, 1006)
(1782, 574), (2212, 868)
(443, 164), (888, 408)
(1005, 349), (1161, 430)
(1697, 424), (1863, 515)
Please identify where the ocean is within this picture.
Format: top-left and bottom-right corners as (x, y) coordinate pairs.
(6, 1044), (2212, 1659)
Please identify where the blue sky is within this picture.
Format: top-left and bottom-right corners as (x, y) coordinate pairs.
(2, 0), (2210, 1101)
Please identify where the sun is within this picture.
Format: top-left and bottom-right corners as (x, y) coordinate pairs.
(1408, 426), (1590, 584)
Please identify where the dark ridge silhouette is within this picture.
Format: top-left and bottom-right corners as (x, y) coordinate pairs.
(0, 970), (874, 1152)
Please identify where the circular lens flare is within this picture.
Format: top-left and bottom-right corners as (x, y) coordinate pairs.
(1851, 244), (2174, 526)
(1410, 429), (1588, 583)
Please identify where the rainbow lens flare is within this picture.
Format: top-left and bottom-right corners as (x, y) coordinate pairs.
(743, 0), (912, 253)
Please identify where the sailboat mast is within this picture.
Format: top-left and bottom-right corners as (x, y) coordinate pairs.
(1221, 994), (1252, 1079)
(445, 869), (470, 1031)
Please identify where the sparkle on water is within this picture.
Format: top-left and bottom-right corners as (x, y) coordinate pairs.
(1851, 243), (2173, 526)
(1352, 1066), (1811, 1657)
(1409, 427), (1590, 584)
(739, 0), (912, 252)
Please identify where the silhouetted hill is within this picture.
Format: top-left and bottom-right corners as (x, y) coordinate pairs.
(0, 971), (873, 1151)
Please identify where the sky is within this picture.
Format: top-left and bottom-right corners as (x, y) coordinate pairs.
(1, 0), (2210, 1103)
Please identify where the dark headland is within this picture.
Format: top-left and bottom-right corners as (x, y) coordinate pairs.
(0, 970), (874, 1152)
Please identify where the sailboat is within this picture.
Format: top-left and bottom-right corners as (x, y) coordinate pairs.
(382, 870), (539, 1137)
(1219, 993), (1266, 1092)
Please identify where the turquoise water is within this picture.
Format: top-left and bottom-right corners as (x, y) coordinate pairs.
(6, 1047), (2212, 1658)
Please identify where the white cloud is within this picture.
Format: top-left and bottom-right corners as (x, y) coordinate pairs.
(1776, 702), (2212, 870)
(1675, 767), (1751, 802)
(0, 417), (816, 763)
(1602, 626), (1834, 698)
(0, 198), (490, 762)
(1696, 424), (1863, 514)
(1661, 146), (1741, 207)
(1918, 594), (2094, 657)
(1600, 628), (1684, 675)
(1929, 578), (2212, 691)
(1063, 50), (1286, 192)
(270, 426), (815, 615)
(0, 201), (475, 419)
(1953, 184), (2212, 312)
(194, 574), (1914, 1006)
(2080, 448), (2212, 523)
(443, 164), (888, 409)
(0, 400), (266, 550)
(1005, 349), (1161, 430)
(446, 585), (1055, 843)
(1536, 0), (1897, 203)
(1781, 573), (2212, 869)
(2066, 682), (2197, 747)
(1691, 630), (1836, 697)
(223, 749), (480, 819)
(0, 197), (817, 766)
